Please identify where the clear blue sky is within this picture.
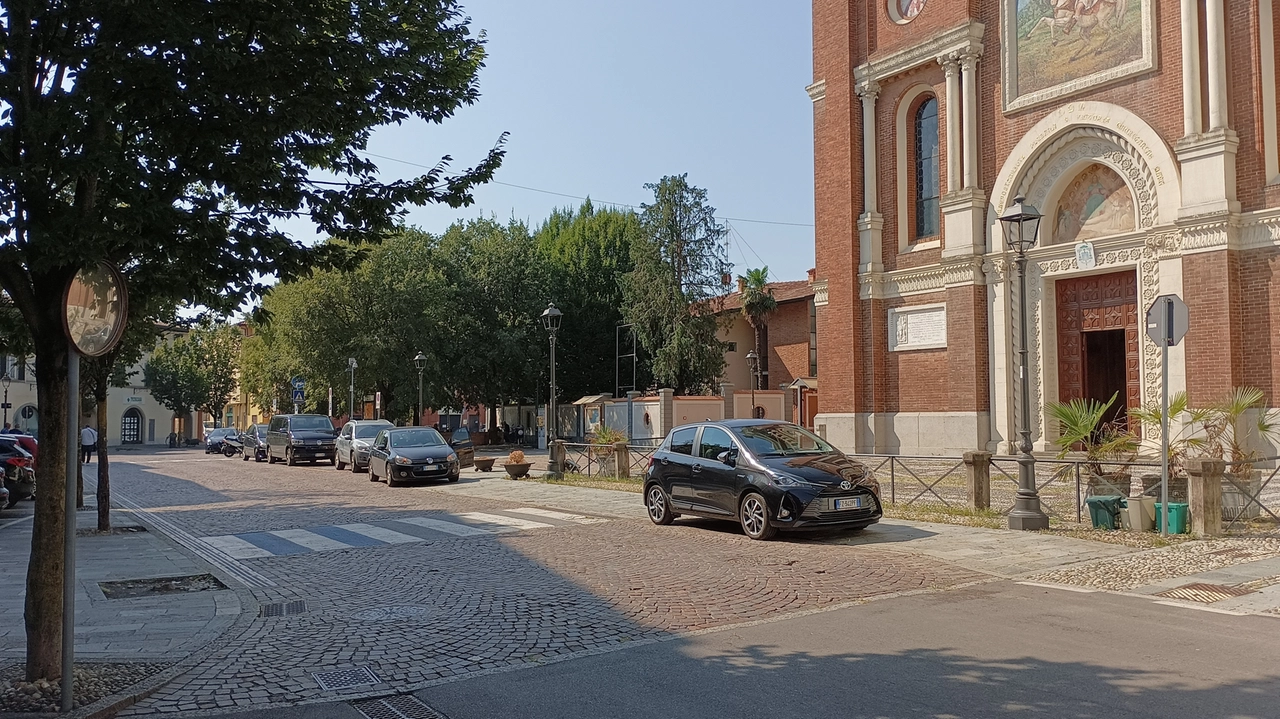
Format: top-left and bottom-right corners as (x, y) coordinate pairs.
(301, 0), (818, 283)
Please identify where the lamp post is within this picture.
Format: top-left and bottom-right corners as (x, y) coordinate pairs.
(540, 302), (563, 449)
(1, 373), (10, 428)
(347, 357), (358, 420)
(745, 351), (759, 418)
(414, 352), (427, 426)
(1000, 195), (1050, 531)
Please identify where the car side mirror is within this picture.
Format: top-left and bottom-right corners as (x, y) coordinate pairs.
(716, 450), (737, 467)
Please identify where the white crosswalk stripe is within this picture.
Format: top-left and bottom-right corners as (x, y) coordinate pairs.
(269, 528), (352, 552)
(392, 516), (494, 537)
(336, 523), (422, 544)
(505, 507), (608, 524)
(201, 535), (276, 560)
(456, 512), (555, 532)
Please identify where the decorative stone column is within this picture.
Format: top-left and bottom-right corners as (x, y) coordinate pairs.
(657, 388), (674, 438)
(1180, 0), (1202, 136)
(960, 52), (979, 189)
(964, 450), (992, 510)
(1205, 0), (1228, 131)
(940, 53), (961, 193)
(857, 80), (883, 274)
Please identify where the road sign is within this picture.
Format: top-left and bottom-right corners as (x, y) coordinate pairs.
(1146, 294), (1189, 346)
(292, 388), (305, 403)
(375, 391), (382, 419)
(290, 376), (306, 390)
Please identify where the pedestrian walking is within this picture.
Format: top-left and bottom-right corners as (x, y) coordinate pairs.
(81, 424), (98, 463)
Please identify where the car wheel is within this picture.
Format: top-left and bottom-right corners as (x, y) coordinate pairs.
(335, 452), (346, 471)
(242, 452), (249, 462)
(386, 467), (399, 487)
(266, 447), (275, 464)
(351, 455), (361, 474)
(645, 484), (675, 526)
(739, 492), (776, 540)
(285, 448), (296, 467)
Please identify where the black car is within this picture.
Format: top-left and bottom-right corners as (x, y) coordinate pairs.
(643, 420), (881, 540)
(240, 424), (268, 462)
(442, 426), (476, 468)
(204, 428), (236, 454)
(266, 414), (337, 466)
(368, 427), (461, 487)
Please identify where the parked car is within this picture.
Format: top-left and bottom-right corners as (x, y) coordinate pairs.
(3, 433), (37, 473)
(367, 427), (461, 487)
(642, 419), (881, 540)
(0, 438), (35, 507)
(335, 419), (393, 472)
(204, 427), (236, 454)
(443, 426), (475, 468)
(240, 424), (268, 462)
(266, 414), (337, 466)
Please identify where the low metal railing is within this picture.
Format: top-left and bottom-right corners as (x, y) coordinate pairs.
(1221, 457), (1280, 533)
(852, 455), (968, 509)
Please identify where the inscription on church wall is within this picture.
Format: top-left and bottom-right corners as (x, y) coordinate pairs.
(889, 304), (947, 352)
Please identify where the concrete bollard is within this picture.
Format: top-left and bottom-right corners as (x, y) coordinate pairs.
(1187, 457), (1225, 536)
(614, 442), (630, 479)
(550, 440), (566, 478)
(964, 451), (992, 510)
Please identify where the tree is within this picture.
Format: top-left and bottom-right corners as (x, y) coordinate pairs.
(1, 0), (502, 678)
(145, 322), (242, 432)
(738, 267), (777, 391)
(622, 175), (732, 394)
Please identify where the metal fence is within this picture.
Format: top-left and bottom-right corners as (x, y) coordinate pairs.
(559, 442), (657, 478)
(1222, 457), (1280, 534)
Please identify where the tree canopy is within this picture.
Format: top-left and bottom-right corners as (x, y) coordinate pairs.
(145, 323), (242, 429)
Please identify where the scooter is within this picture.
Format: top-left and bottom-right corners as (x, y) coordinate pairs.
(2, 463), (35, 509)
(221, 434), (244, 458)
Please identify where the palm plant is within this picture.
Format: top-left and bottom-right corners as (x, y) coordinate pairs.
(1133, 387), (1280, 474)
(1046, 392), (1139, 479)
(738, 267), (777, 390)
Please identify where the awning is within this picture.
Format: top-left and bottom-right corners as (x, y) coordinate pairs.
(788, 378), (818, 390)
(572, 394), (614, 406)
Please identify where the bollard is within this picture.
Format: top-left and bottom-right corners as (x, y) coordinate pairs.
(550, 440), (566, 479)
(1187, 457), (1224, 536)
(964, 451), (992, 510)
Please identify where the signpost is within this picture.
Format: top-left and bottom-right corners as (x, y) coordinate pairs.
(291, 376), (305, 414)
(1146, 294), (1190, 538)
(375, 391), (382, 420)
(62, 263), (128, 711)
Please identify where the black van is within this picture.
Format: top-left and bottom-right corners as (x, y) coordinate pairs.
(266, 414), (338, 466)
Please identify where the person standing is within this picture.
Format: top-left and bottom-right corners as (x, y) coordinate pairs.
(81, 424), (98, 463)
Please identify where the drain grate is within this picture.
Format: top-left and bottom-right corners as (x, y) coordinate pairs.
(352, 695), (448, 719)
(312, 666), (381, 691)
(259, 599), (308, 617)
(1155, 583), (1256, 604)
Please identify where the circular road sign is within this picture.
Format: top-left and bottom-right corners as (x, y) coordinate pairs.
(63, 263), (128, 357)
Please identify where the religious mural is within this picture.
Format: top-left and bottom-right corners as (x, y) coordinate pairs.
(1005, 0), (1150, 108)
(899, 0), (927, 21)
(1052, 163), (1135, 245)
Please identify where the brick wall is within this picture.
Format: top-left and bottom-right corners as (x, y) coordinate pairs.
(766, 300), (814, 389)
(1182, 250), (1244, 404)
(1236, 245), (1280, 403)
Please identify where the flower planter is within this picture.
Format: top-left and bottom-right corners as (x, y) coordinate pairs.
(1222, 470), (1263, 522)
(503, 462), (531, 479)
(474, 457), (495, 472)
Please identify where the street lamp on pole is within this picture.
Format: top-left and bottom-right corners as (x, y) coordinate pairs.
(540, 302), (563, 448)
(745, 351), (759, 418)
(414, 352), (427, 427)
(1, 373), (10, 428)
(347, 357), (358, 421)
(1000, 195), (1050, 531)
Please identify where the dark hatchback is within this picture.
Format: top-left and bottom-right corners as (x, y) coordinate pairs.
(368, 427), (461, 487)
(643, 420), (881, 540)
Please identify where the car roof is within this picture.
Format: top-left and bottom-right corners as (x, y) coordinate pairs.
(347, 419), (392, 425)
(386, 426), (438, 432)
(675, 419), (790, 430)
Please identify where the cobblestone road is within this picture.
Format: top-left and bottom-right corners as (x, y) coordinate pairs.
(106, 449), (988, 715)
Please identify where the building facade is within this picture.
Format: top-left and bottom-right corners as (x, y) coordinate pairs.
(812, 0), (1280, 455)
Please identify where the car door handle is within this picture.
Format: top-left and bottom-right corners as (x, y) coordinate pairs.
(691, 464), (702, 474)
(660, 458), (670, 466)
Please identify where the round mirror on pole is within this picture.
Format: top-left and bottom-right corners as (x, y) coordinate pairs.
(63, 263), (128, 357)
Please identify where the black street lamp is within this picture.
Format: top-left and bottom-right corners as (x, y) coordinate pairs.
(745, 351), (760, 418)
(540, 303), (563, 448)
(414, 352), (427, 427)
(1000, 194), (1049, 531)
(1, 373), (10, 428)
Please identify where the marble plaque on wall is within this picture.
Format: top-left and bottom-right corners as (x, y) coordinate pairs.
(889, 304), (947, 352)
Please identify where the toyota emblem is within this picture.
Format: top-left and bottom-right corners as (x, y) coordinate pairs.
(840, 480), (852, 491)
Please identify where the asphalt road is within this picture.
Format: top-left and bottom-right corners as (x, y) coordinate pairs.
(202, 580), (1280, 719)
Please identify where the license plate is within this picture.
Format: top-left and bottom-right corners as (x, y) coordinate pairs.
(422, 464), (437, 471)
(835, 497), (864, 510)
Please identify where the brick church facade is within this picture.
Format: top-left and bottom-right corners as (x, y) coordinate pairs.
(810, 0), (1280, 455)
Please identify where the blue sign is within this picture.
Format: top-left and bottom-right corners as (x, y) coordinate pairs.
(292, 388), (305, 403)
(290, 376), (305, 390)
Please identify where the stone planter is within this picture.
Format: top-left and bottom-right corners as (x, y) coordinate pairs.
(503, 462), (531, 479)
(1141, 473), (1188, 503)
(474, 457), (495, 472)
(1222, 469), (1263, 522)
(1086, 471), (1131, 498)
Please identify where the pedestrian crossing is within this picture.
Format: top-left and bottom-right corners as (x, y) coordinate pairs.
(198, 508), (606, 559)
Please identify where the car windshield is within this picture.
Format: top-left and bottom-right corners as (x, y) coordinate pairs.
(389, 429), (445, 448)
(733, 424), (835, 457)
(255, 426), (267, 438)
(355, 425), (384, 439)
(290, 417), (334, 432)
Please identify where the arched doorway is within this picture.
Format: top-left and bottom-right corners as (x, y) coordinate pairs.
(121, 408), (143, 444)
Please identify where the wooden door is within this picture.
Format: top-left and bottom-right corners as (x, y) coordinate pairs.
(1055, 271), (1140, 415)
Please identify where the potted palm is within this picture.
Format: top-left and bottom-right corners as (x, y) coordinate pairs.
(503, 449), (531, 478)
(590, 426), (627, 475)
(1046, 393), (1139, 497)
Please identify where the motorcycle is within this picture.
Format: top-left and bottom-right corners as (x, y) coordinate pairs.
(221, 434), (244, 458)
(2, 462), (35, 509)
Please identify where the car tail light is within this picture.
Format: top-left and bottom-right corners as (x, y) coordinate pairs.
(5, 457), (30, 468)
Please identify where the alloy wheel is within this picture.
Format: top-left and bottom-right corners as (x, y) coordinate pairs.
(646, 485), (673, 525)
(740, 493), (774, 539)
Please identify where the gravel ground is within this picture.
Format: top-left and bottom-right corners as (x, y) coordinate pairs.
(1028, 537), (1280, 590)
(0, 662), (168, 713)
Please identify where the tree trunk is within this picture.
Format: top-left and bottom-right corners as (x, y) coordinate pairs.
(26, 336), (69, 681)
(97, 388), (110, 532)
(753, 324), (764, 391)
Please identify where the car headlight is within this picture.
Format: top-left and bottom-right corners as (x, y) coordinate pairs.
(353, 440), (369, 449)
(447, 453), (458, 463)
(394, 456), (413, 466)
(766, 470), (804, 487)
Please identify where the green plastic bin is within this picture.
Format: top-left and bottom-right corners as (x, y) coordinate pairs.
(1086, 496), (1124, 530)
(1154, 502), (1189, 534)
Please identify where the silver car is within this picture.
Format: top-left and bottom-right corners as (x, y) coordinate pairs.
(335, 419), (393, 473)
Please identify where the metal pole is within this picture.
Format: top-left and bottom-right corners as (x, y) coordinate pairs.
(327, 387), (332, 418)
(63, 346), (80, 711)
(417, 370), (423, 427)
(1009, 246), (1049, 530)
(1161, 298), (1172, 537)
(549, 331), (557, 443)
(349, 368), (355, 421)
(3, 385), (8, 426)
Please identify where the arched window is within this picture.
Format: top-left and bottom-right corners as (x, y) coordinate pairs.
(914, 97), (940, 239)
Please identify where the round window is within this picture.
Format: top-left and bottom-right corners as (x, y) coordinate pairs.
(888, 0), (927, 24)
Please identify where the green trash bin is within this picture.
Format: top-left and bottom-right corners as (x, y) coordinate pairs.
(1154, 502), (1190, 534)
(1085, 495), (1124, 530)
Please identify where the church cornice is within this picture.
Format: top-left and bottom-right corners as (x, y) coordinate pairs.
(854, 20), (985, 87)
